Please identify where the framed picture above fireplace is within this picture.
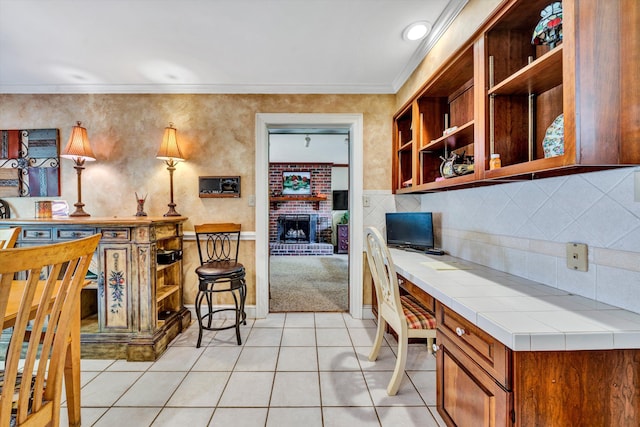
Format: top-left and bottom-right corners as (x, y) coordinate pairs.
(282, 171), (311, 195)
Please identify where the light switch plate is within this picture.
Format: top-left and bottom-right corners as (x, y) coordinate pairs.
(566, 242), (588, 272)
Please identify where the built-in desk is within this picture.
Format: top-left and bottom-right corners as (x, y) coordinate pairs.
(388, 248), (640, 426)
(0, 217), (191, 361)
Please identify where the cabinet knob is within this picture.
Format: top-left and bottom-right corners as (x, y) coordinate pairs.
(398, 278), (404, 285)
(111, 232), (117, 237)
(456, 327), (466, 337)
(432, 343), (440, 353)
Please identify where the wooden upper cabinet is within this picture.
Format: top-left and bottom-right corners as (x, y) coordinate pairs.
(483, 0), (566, 178)
(392, 0), (639, 193)
(392, 103), (416, 192)
(570, 0), (639, 166)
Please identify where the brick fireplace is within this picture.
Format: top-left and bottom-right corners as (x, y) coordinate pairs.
(269, 163), (334, 256)
(277, 214), (317, 243)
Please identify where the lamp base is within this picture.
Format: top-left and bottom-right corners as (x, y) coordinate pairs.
(69, 203), (90, 217)
(163, 203), (181, 217)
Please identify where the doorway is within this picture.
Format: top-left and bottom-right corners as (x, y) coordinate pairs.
(255, 113), (364, 319)
(268, 131), (350, 312)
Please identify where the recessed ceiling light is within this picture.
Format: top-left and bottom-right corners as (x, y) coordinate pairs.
(402, 21), (432, 41)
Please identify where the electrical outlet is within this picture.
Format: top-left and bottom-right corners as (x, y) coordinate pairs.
(248, 195), (255, 207)
(566, 242), (588, 272)
(363, 195), (371, 207)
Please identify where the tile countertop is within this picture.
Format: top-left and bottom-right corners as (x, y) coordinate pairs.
(389, 248), (640, 352)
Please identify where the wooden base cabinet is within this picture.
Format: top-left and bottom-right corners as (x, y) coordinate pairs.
(435, 301), (640, 426)
(436, 302), (513, 426)
(437, 332), (513, 427)
(512, 350), (640, 427)
(0, 217), (191, 361)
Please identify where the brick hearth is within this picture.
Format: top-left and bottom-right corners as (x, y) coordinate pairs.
(270, 242), (334, 256)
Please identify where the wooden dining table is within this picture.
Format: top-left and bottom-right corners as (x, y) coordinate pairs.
(5, 279), (86, 427)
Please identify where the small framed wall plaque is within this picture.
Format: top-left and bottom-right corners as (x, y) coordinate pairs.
(199, 176), (241, 198)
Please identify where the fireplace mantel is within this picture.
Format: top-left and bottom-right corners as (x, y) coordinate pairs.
(270, 195), (327, 210)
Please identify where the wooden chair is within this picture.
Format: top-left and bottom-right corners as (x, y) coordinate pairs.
(0, 233), (101, 427)
(0, 227), (20, 249)
(364, 226), (437, 396)
(194, 223), (247, 348)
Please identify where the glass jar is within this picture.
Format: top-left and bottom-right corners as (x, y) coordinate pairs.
(489, 154), (501, 170)
(35, 201), (52, 218)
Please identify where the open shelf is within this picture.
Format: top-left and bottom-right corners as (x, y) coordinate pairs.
(422, 120), (474, 152)
(157, 261), (180, 272)
(156, 285), (180, 304)
(398, 140), (413, 152)
(489, 46), (563, 96)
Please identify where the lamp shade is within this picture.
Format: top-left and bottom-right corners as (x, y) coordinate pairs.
(61, 121), (96, 161)
(157, 123), (184, 162)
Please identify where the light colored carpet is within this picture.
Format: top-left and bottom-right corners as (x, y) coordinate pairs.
(269, 255), (348, 312)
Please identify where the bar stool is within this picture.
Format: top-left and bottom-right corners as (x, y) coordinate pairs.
(194, 223), (247, 348)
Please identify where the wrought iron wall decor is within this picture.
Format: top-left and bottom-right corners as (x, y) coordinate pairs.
(0, 129), (60, 197)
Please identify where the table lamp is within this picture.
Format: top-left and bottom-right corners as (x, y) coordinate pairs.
(157, 122), (184, 217)
(61, 121), (96, 217)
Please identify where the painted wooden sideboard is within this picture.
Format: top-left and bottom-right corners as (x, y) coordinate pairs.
(0, 216), (191, 361)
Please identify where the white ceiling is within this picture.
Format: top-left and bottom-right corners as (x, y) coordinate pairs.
(0, 0), (467, 94)
(269, 133), (349, 163)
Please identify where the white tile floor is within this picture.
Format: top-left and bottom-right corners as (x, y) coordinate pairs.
(61, 312), (447, 427)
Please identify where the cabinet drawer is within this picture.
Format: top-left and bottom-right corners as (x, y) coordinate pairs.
(101, 228), (130, 241)
(398, 274), (435, 313)
(56, 228), (96, 240)
(436, 331), (512, 427)
(22, 228), (53, 241)
(436, 302), (511, 388)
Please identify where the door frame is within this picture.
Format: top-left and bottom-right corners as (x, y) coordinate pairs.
(255, 113), (364, 319)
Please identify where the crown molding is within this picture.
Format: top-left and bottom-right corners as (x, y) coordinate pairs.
(391, 0), (469, 92)
(0, 82), (396, 95)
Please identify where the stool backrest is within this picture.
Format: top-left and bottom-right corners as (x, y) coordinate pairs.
(0, 233), (100, 427)
(194, 223), (242, 264)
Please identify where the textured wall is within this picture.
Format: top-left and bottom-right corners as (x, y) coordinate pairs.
(0, 94), (394, 222)
(0, 93), (394, 305)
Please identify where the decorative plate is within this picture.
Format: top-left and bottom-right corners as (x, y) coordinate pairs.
(542, 113), (564, 158)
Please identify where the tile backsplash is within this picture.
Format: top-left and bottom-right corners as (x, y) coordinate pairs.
(364, 168), (640, 314)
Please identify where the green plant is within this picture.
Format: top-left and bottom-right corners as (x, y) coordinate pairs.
(339, 212), (349, 224)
